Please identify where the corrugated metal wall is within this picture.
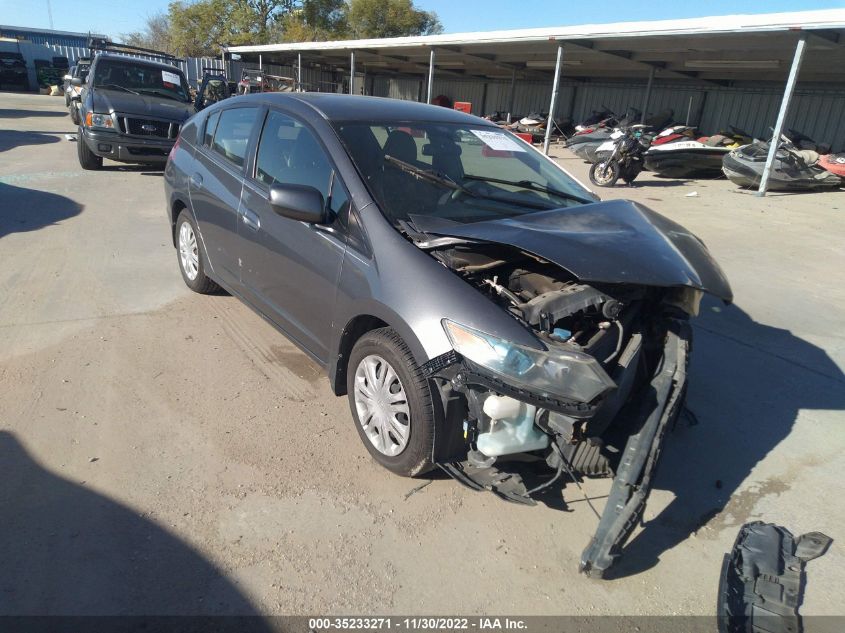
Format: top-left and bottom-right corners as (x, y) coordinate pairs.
(368, 75), (845, 150)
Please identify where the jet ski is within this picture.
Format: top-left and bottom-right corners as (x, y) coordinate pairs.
(722, 137), (843, 191)
(818, 153), (845, 177)
(643, 126), (741, 178)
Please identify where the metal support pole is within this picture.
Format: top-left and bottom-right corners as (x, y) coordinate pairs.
(361, 65), (366, 96)
(507, 67), (516, 123)
(349, 51), (355, 95)
(640, 66), (655, 123)
(543, 44), (564, 155)
(757, 34), (807, 197)
(297, 53), (302, 92)
(426, 49), (435, 104)
(259, 54), (262, 71)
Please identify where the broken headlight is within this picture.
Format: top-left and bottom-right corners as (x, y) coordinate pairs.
(442, 320), (616, 403)
(667, 287), (703, 316)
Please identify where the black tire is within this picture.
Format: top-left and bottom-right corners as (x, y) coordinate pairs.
(589, 160), (620, 187)
(175, 210), (220, 294)
(346, 328), (435, 477)
(70, 103), (80, 125)
(77, 129), (102, 170)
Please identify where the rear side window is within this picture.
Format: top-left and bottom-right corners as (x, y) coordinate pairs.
(210, 107), (259, 167)
(203, 111), (220, 147)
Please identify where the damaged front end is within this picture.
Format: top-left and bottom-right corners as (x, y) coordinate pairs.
(413, 233), (700, 578)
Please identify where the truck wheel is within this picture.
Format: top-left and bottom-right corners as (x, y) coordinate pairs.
(347, 328), (435, 477)
(176, 210), (220, 294)
(70, 103), (80, 125)
(77, 129), (102, 170)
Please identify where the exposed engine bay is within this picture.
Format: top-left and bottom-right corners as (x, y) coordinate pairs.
(409, 232), (694, 578)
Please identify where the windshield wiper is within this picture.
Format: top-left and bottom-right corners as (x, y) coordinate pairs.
(384, 155), (555, 211)
(138, 89), (188, 102)
(463, 174), (594, 205)
(384, 155), (470, 193)
(98, 83), (140, 95)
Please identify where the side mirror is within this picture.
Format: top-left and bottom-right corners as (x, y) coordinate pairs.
(269, 183), (327, 224)
(71, 77), (83, 86)
(63, 74), (72, 81)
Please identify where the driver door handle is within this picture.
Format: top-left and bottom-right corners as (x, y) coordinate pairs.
(241, 207), (260, 232)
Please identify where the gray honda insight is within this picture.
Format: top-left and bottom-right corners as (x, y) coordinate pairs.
(164, 93), (732, 577)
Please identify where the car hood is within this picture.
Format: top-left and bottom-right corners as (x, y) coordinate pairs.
(93, 88), (194, 121)
(409, 199), (733, 301)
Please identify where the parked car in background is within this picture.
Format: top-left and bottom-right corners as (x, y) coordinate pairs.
(164, 93), (732, 578)
(75, 48), (194, 169)
(64, 58), (91, 124)
(0, 51), (28, 90)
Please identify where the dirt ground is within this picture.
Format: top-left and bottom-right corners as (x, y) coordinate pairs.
(1, 91), (843, 617)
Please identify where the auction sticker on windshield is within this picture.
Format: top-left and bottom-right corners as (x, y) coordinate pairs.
(161, 70), (181, 86)
(470, 130), (526, 152)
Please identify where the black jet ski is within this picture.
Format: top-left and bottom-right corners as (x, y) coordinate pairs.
(722, 137), (843, 191)
(643, 126), (751, 178)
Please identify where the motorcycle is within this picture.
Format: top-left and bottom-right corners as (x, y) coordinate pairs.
(565, 108), (640, 162)
(722, 135), (842, 191)
(588, 125), (653, 187)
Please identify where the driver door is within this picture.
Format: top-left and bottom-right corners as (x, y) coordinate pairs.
(237, 109), (349, 362)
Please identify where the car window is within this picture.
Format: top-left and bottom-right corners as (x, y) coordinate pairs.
(211, 107), (258, 167)
(203, 111), (220, 148)
(255, 110), (334, 199)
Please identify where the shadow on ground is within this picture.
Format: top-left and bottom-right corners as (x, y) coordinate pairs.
(0, 183), (83, 239)
(0, 431), (272, 618)
(0, 130), (61, 153)
(605, 300), (845, 579)
(0, 106), (66, 119)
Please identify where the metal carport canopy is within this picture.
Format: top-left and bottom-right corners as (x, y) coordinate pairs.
(225, 9), (845, 84)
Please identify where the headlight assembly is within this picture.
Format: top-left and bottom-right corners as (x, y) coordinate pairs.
(85, 112), (115, 130)
(442, 320), (616, 403)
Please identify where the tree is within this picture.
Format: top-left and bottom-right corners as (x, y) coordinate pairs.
(121, 12), (174, 53)
(345, 0), (442, 39)
(275, 0), (348, 41)
(168, 0), (231, 57)
(167, 0), (299, 56)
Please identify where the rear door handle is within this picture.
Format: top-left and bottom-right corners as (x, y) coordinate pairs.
(241, 208), (260, 231)
(190, 173), (203, 188)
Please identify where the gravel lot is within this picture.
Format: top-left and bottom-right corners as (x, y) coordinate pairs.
(1, 90), (843, 617)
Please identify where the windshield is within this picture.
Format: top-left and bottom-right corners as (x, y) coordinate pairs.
(335, 122), (595, 225)
(93, 58), (189, 101)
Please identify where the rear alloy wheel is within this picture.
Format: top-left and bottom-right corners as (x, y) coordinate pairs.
(347, 328), (435, 477)
(176, 210), (219, 294)
(589, 160), (620, 187)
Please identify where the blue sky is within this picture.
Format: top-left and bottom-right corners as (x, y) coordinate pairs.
(1, 0), (840, 40)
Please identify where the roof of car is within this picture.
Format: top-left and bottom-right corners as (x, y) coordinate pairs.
(254, 92), (496, 125)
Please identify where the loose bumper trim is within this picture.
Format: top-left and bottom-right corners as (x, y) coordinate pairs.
(579, 320), (690, 578)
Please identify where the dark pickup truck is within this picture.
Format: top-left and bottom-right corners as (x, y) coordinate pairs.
(76, 52), (195, 169)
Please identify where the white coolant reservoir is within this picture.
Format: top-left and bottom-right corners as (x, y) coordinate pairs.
(476, 395), (550, 457)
